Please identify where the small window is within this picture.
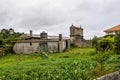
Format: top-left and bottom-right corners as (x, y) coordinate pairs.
(71, 29), (74, 34)
(30, 42), (32, 46)
(76, 36), (80, 39)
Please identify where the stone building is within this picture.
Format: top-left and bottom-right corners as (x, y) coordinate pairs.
(13, 31), (70, 54)
(70, 24), (92, 47)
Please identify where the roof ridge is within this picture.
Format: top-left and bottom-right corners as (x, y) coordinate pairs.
(104, 24), (120, 32)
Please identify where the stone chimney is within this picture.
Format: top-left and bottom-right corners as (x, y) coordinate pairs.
(80, 25), (83, 30)
(59, 34), (63, 52)
(59, 34), (62, 41)
(30, 30), (32, 37)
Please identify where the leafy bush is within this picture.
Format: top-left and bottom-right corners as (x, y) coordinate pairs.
(92, 36), (99, 51)
(104, 34), (114, 38)
(114, 32), (120, 54)
(98, 35), (114, 51)
(0, 30), (22, 54)
(0, 39), (3, 47)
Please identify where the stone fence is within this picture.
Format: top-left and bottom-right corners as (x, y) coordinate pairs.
(95, 71), (120, 80)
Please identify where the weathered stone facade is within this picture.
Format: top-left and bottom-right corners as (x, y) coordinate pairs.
(95, 71), (120, 80)
(13, 31), (70, 54)
(70, 24), (92, 47)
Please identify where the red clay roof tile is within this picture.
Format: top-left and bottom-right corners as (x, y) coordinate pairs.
(104, 24), (120, 32)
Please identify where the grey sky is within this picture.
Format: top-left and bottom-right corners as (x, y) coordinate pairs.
(0, 0), (120, 39)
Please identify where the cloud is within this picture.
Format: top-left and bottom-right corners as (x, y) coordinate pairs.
(0, 0), (120, 39)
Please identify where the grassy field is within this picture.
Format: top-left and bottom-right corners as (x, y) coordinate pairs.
(0, 48), (120, 80)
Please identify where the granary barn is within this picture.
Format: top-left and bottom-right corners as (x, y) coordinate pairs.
(13, 30), (70, 54)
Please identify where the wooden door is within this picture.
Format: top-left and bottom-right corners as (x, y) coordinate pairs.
(40, 43), (47, 52)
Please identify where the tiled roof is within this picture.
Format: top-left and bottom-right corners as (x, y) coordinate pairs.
(104, 24), (120, 32)
(15, 38), (69, 43)
(20, 34), (69, 40)
(15, 39), (59, 43)
(16, 34), (69, 43)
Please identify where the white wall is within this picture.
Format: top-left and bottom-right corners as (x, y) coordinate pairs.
(62, 41), (66, 50)
(13, 43), (39, 54)
(13, 41), (67, 54)
(48, 42), (58, 52)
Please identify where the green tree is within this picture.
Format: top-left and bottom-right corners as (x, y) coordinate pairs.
(114, 32), (120, 54)
(99, 35), (114, 51)
(0, 28), (22, 54)
(0, 39), (3, 47)
(92, 36), (99, 51)
(1, 29), (9, 38)
(0, 33), (4, 47)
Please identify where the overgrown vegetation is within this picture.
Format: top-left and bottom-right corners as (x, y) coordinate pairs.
(92, 33), (120, 53)
(92, 34), (115, 51)
(99, 35), (114, 51)
(114, 32), (120, 54)
(92, 36), (99, 51)
(0, 48), (119, 80)
(0, 28), (22, 54)
(0, 29), (120, 79)
(91, 33), (120, 78)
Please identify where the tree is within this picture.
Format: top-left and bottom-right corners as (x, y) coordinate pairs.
(92, 36), (99, 51)
(114, 32), (120, 54)
(0, 33), (4, 47)
(99, 35), (114, 51)
(1, 29), (9, 38)
(9, 28), (14, 34)
(0, 28), (22, 54)
(0, 39), (3, 47)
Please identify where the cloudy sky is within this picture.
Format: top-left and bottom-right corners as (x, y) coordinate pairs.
(0, 0), (120, 39)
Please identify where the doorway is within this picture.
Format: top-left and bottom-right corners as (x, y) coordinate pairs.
(40, 43), (48, 52)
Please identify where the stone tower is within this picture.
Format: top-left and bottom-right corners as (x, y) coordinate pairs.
(70, 24), (84, 45)
(70, 24), (92, 47)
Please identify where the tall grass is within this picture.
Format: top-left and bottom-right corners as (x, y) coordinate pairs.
(0, 48), (119, 80)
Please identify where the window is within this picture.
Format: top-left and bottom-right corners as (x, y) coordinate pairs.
(30, 42), (32, 46)
(71, 29), (74, 34)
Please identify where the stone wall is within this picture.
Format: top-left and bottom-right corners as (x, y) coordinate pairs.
(95, 71), (120, 80)
(83, 40), (92, 47)
(48, 42), (59, 53)
(73, 39), (92, 47)
(13, 43), (40, 54)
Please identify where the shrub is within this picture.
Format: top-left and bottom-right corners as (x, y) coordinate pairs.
(114, 32), (120, 54)
(92, 36), (99, 51)
(98, 35), (114, 51)
(0, 39), (3, 47)
(0, 31), (22, 54)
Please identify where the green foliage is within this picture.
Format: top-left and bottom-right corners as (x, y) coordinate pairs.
(92, 36), (99, 50)
(0, 28), (22, 54)
(92, 34), (120, 54)
(104, 34), (114, 38)
(0, 40), (3, 47)
(114, 32), (120, 54)
(93, 51), (113, 76)
(98, 35), (114, 51)
(0, 48), (119, 80)
(0, 34), (4, 47)
(92, 35), (115, 52)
